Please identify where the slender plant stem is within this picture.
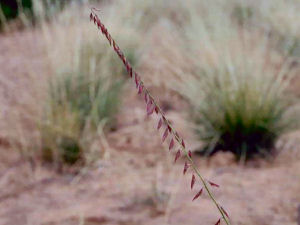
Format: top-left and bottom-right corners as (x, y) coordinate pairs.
(90, 8), (231, 225)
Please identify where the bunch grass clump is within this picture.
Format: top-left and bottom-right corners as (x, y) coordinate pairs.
(190, 63), (296, 160)
(37, 1), (143, 166)
(41, 70), (123, 164)
(177, 0), (299, 160)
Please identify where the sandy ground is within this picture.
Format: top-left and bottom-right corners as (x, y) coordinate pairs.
(0, 29), (300, 225)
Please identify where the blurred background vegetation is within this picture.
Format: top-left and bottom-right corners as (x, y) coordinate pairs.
(0, 0), (299, 165)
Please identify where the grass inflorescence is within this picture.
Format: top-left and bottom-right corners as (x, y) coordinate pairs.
(90, 8), (231, 225)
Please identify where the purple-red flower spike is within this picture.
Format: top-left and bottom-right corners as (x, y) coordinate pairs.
(208, 180), (220, 188)
(174, 150), (181, 162)
(169, 138), (174, 150)
(162, 128), (169, 143)
(214, 218), (221, 225)
(90, 12), (231, 225)
(183, 162), (189, 175)
(192, 188), (203, 201)
(191, 174), (196, 189)
(188, 150), (192, 158)
(221, 207), (229, 218)
(157, 118), (163, 130)
(182, 139), (185, 148)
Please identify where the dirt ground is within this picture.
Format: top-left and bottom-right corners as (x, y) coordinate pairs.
(0, 28), (300, 225)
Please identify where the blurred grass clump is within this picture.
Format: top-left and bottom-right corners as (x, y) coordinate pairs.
(37, 3), (141, 166)
(41, 44), (124, 165)
(188, 63), (297, 160)
(41, 72), (123, 165)
(0, 0), (32, 20)
(0, 0), (77, 30)
(179, 0), (299, 160)
(0, 0), (32, 29)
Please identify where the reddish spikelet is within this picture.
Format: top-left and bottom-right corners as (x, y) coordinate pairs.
(102, 26), (108, 36)
(116, 48), (125, 63)
(221, 207), (229, 218)
(188, 150), (192, 158)
(157, 118), (163, 130)
(146, 101), (152, 113)
(182, 139), (185, 148)
(208, 180), (220, 188)
(174, 150), (181, 162)
(90, 13), (93, 21)
(113, 40), (118, 52)
(169, 138), (174, 150)
(168, 125), (172, 132)
(125, 61), (131, 74)
(192, 188), (203, 201)
(214, 219), (221, 225)
(155, 106), (159, 114)
(191, 174), (196, 189)
(162, 128), (169, 143)
(100, 23), (105, 34)
(106, 33), (112, 45)
(183, 162), (189, 175)
(134, 73), (139, 88)
(147, 102), (155, 116)
(97, 19), (101, 29)
(150, 105), (155, 115)
(144, 92), (148, 103)
(138, 83), (143, 94)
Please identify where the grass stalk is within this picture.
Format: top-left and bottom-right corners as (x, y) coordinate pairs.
(90, 8), (231, 225)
